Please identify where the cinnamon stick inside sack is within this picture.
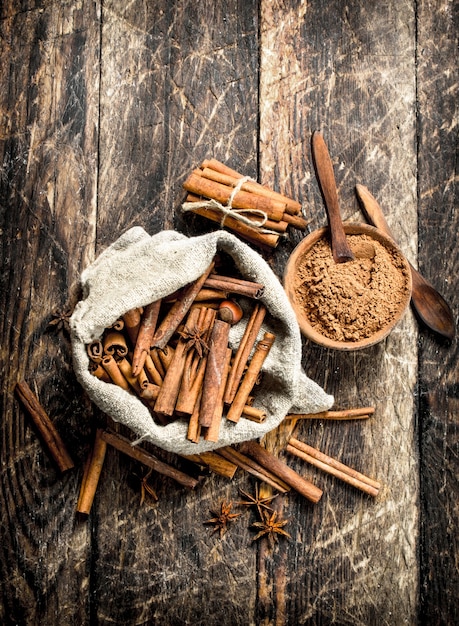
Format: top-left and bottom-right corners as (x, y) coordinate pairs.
(86, 261), (278, 443)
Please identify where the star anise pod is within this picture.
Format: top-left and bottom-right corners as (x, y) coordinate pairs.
(204, 500), (242, 538)
(47, 308), (72, 335)
(251, 510), (291, 548)
(178, 325), (210, 358)
(238, 484), (278, 517)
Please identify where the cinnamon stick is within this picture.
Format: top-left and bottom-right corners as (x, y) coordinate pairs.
(76, 429), (107, 514)
(287, 437), (381, 497)
(132, 300), (161, 376)
(204, 274), (265, 299)
(286, 407), (375, 421)
(226, 332), (275, 423)
(238, 441), (323, 503)
(100, 430), (198, 489)
(122, 308), (142, 345)
(241, 405), (267, 423)
(199, 320), (231, 428)
(103, 331), (128, 360)
(151, 260), (215, 350)
(185, 193), (280, 250)
(204, 347), (232, 441)
(224, 303), (266, 404)
(201, 158), (302, 215)
(101, 355), (130, 391)
(87, 340), (104, 363)
(15, 381), (74, 473)
(184, 170), (286, 222)
(217, 446), (290, 493)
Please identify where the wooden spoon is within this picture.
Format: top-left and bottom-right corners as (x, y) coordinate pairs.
(356, 183), (455, 340)
(311, 131), (355, 263)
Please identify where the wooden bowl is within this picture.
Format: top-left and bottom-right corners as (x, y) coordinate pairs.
(284, 223), (412, 350)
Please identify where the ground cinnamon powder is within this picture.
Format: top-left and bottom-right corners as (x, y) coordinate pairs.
(294, 233), (410, 342)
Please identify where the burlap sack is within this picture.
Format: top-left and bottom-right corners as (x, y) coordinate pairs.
(70, 227), (333, 455)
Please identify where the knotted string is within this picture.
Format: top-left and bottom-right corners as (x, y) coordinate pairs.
(182, 175), (284, 236)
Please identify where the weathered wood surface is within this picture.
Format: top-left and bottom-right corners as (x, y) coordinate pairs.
(0, 1), (457, 625)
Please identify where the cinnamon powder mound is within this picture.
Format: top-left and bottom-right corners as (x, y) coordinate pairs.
(294, 234), (410, 342)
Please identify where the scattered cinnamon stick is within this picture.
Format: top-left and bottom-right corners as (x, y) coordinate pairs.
(218, 446), (290, 493)
(286, 407), (375, 421)
(100, 430), (198, 490)
(238, 441), (323, 503)
(76, 429), (107, 514)
(287, 437), (381, 497)
(15, 381), (74, 473)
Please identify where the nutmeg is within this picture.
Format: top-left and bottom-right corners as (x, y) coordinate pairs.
(218, 300), (243, 325)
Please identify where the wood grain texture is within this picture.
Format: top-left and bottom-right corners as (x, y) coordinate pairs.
(0, 0), (457, 625)
(0, 2), (100, 625)
(260, 3), (418, 620)
(416, 1), (459, 622)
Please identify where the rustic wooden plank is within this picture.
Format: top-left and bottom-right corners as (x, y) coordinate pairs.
(87, 2), (261, 623)
(416, 1), (459, 623)
(259, 1), (419, 623)
(0, 2), (100, 624)
(96, 0), (260, 251)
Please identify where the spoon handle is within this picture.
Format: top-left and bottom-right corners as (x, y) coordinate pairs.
(312, 131), (354, 263)
(356, 183), (455, 340)
(355, 184), (394, 238)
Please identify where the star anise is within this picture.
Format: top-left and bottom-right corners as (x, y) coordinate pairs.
(238, 484), (279, 517)
(204, 500), (242, 538)
(47, 308), (72, 335)
(178, 325), (210, 358)
(251, 510), (291, 548)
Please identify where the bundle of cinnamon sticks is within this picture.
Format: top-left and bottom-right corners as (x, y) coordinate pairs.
(87, 258), (275, 444)
(182, 158), (308, 249)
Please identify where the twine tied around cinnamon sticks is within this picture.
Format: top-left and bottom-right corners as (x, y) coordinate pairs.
(182, 175), (282, 237)
(182, 158), (308, 249)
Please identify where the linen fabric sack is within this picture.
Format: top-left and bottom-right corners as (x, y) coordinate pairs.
(70, 227), (333, 455)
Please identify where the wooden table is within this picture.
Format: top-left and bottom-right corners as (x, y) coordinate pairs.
(1, 1), (457, 624)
